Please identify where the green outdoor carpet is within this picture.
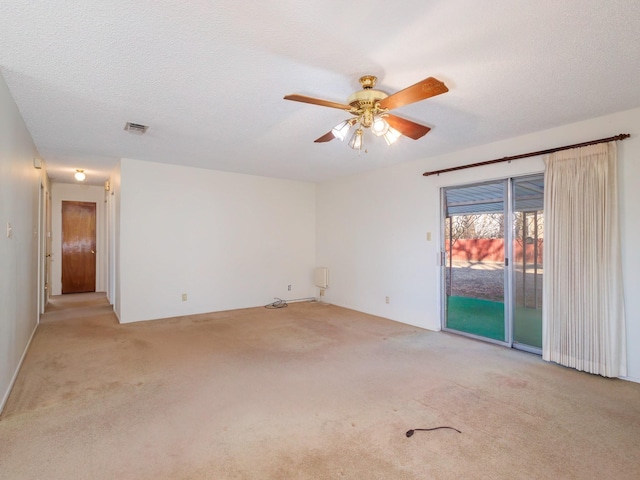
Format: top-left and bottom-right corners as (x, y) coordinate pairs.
(446, 296), (542, 347)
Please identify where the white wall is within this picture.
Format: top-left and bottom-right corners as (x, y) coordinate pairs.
(317, 107), (640, 382)
(0, 73), (42, 412)
(117, 158), (316, 323)
(50, 183), (107, 295)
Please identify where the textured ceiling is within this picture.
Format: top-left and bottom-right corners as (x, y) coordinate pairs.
(1, 1), (640, 185)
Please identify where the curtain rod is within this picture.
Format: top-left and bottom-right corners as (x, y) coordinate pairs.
(422, 133), (631, 177)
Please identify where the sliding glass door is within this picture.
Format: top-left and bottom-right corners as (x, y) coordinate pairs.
(441, 175), (543, 352)
(512, 175), (544, 350)
(442, 180), (508, 343)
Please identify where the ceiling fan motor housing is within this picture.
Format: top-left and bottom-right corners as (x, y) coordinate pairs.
(347, 79), (388, 128)
(347, 89), (388, 108)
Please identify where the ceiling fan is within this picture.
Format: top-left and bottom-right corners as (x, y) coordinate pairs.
(284, 75), (448, 149)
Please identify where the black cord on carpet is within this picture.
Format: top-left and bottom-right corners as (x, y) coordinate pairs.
(406, 427), (462, 437)
(264, 297), (318, 309)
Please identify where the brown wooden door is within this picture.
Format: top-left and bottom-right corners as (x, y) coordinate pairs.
(62, 201), (96, 294)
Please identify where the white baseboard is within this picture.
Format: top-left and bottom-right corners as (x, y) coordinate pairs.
(0, 323), (38, 415)
(620, 375), (640, 384)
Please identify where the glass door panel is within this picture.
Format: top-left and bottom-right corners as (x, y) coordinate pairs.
(443, 181), (507, 342)
(512, 175), (544, 350)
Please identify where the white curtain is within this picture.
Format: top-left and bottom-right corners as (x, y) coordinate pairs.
(542, 142), (626, 377)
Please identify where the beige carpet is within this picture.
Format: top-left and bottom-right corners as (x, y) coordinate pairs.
(1, 294), (639, 479)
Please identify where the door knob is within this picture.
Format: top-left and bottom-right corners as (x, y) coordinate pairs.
(91, 250), (95, 254)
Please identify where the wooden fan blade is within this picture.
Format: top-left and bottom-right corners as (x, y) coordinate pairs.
(385, 114), (431, 140)
(314, 131), (336, 143)
(378, 77), (448, 111)
(284, 94), (352, 111)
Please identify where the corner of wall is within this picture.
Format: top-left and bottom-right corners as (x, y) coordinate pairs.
(0, 71), (42, 413)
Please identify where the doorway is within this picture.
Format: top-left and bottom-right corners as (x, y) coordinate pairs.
(62, 201), (96, 294)
(45, 189), (52, 302)
(40, 183), (52, 314)
(441, 174), (544, 352)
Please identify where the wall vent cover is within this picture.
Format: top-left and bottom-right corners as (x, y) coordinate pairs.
(124, 122), (149, 134)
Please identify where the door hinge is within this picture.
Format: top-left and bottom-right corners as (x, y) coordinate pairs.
(505, 258), (509, 266)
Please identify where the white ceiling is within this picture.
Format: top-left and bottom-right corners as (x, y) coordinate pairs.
(1, 1), (639, 185)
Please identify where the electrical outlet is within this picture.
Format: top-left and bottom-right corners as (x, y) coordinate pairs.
(288, 284), (292, 291)
(181, 293), (188, 302)
(385, 296), (390, 304)
(6, 222), (12, 239)
(320, 288), (325, 297)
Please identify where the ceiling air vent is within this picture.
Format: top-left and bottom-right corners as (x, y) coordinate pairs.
(124, 122), (149, 134)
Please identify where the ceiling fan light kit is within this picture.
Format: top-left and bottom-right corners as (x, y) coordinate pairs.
(383, 127), (401, 146)
(348, 128), (364, 150)
(371, 117), (390, 137)
(332, 119), (355, 141)
(284, 75), (448, 150)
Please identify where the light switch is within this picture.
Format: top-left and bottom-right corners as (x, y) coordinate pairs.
(426, 232), (432, 241)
